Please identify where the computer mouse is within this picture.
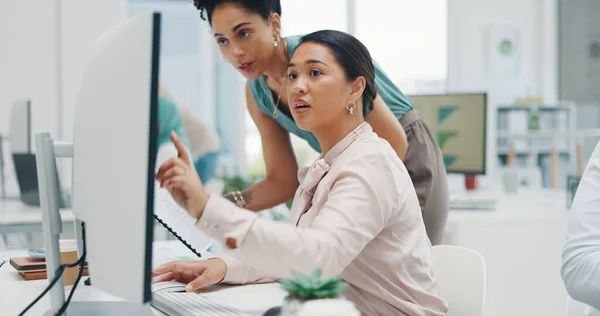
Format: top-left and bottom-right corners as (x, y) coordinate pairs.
(262, 306), (281, 316)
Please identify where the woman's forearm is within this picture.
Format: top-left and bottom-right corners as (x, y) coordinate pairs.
(223, 177), (298, 211)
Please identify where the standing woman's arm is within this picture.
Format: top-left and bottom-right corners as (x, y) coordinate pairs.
(222, 83), (299, 211)
(365, 94), (408, 160)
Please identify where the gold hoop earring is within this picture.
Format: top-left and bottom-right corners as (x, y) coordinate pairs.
(346, 101), (356, 115)
(273, 31), (280, 47)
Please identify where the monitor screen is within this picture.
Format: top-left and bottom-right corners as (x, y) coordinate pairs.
(408, 93), (487, 175)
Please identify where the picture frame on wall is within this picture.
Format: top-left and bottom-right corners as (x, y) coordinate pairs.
(487, 27), (520, 75)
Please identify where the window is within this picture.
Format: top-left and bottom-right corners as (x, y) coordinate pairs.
(280, 0), (347, 36)
(246, 0), (348, 177)
(128, 1), (207, 113)
(355, 0), (447, 94)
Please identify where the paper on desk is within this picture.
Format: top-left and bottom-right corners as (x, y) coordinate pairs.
(154, 181), (214, 259)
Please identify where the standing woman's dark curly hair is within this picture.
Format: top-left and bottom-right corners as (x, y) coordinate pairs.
(192, 0), (281, 25)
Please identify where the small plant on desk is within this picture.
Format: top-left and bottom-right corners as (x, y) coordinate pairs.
(278, 269), (348, 315)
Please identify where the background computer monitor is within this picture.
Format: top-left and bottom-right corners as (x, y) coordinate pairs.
(408, 93), (487, 175)
(9, 99), (70, 207)
(71, 11), (160, 304)
(9, 99), (32, 154)
(9, 99), (36, 201)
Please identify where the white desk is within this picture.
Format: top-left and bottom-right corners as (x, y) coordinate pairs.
(0, 188), (572, 316)
(0, 241), (286, 316)
(0, 199), (75, 234)
(445, 187), (569, 316)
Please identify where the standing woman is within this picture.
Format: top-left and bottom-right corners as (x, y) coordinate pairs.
(193, 0), (448, 244)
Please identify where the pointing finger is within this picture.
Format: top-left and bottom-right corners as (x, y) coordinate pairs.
(170, 132), (191, 165)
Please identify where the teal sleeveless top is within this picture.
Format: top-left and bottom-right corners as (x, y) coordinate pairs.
(248, 35), (413, 153)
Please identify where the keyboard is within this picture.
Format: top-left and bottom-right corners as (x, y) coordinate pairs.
(152, 291), (250, 316)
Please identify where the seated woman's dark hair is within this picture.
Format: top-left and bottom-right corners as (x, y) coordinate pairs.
(300, 30), (376, 118)
(192, 0), (281, 25)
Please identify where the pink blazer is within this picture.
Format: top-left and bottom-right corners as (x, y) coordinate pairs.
(196, 122), (448, 315)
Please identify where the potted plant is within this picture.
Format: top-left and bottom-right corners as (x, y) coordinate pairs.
(220, 172), (255, 194)
(278, 269), (349, 316)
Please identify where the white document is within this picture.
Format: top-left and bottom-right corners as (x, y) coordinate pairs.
(154, 181), (214, 258)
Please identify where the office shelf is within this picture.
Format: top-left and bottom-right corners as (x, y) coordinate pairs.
(496, 102), (577, 189)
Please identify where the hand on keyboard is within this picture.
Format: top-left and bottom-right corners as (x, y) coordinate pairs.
(152, 258), (227, 292)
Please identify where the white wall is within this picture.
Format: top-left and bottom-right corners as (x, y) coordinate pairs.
(0, 0), (126, 190)
(59, 0), (126, 142)
(447, 0), (558, 180)
(0, 0), (60, 140)
(0, 0), (60, 195)
(0, 0), (125, 141)
(58, 0), (126, 188)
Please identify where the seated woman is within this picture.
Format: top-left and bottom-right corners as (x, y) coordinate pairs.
(561, 139), (600, 315)
(154, 30), (447, 316)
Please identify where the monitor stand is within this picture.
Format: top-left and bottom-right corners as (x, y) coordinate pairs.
(35, 134), (155, 316)
(43, 302), (154, 316)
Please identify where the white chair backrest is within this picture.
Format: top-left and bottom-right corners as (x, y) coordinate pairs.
(566, 296), (589, 316)
(431, 245), (486, 316)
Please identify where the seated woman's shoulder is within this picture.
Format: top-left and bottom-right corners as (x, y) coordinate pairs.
(337, 137), (409, 182)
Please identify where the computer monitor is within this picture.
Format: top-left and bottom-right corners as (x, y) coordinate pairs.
(13, 153), (71, 208)
(408, 93), (487, 175)
(9, 99), (71, 207)
(9, 99), (32, 154)
(71, 10), (160, 307)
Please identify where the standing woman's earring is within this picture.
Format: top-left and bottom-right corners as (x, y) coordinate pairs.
(273, 31), (279, 47)
(346, 101), (356, 115)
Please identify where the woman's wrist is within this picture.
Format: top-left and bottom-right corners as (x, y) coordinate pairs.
(224, 190), (248, 208)
(191, 189), (210, 219)
(208, 257), (228, 283)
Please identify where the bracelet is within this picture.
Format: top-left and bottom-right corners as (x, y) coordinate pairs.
(233, 191), (246, 208)
(231, 191), (240, 205)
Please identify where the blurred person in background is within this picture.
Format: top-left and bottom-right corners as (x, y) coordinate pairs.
(159, 84), (221, 183)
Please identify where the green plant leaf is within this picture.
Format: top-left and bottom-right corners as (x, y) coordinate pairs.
(278, 279), (299, 288)
(290, 270), (313, 289)
(334, 282), (349, 293)
(317, 275), (343, 289)
(313, 289), (337, 298)
(281, 283), (302, 294)
(297, 287), (311, 299)
(279, 270), (347, 300)
(279, 279), (305, 294)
